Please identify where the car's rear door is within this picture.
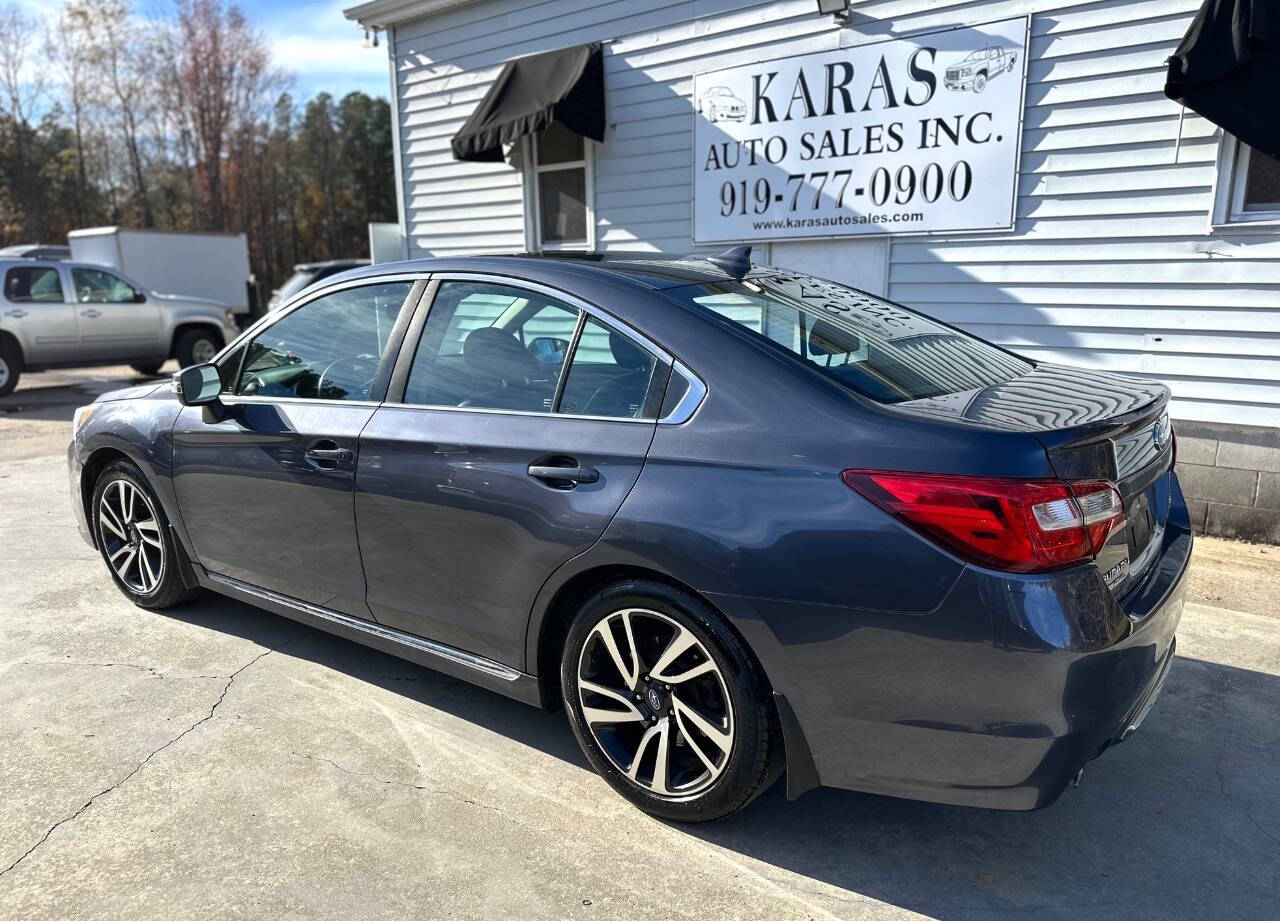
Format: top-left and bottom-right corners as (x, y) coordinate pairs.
(354, 276), (671, 668)
(171, 277), (424, 616)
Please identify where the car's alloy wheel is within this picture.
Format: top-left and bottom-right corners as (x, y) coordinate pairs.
(98, 478), (165, 594)
(577, 607), (734, 797)
(91, 460), (200, 609)
(562, 580), (781, 822)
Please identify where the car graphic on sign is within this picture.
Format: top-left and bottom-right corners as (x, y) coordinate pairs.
(697, 85), (747, 122)
(944, 46), (1018, 93)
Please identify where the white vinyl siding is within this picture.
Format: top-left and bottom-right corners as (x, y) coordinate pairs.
(387, 0), (1280, 428)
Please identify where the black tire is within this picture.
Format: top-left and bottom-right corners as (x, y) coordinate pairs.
(0, 337), (22, 397)
(130, 362), (164, 376)
(174, 328), (222, 368)
(91, 459), (199, 609)
(561, 579), (782, 823)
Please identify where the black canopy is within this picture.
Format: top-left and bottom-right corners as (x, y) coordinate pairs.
(451, 42), (605, 163)
(1165, 0), (1280, 158)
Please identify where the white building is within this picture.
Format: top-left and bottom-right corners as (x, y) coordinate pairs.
(345, 0), (1280, 541)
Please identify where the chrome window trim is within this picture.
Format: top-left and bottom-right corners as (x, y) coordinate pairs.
(425, 272), (673, 366)
(659, 361), (707, 425)
(393, 271), (680, 423)
(206, 572), (521, 682)
(204, 268), (712, 425)
(210, 272), (432, 365)
(218, 395), (385, 409)
(374, 401), (655, 425)
(209, 273), (429, 405)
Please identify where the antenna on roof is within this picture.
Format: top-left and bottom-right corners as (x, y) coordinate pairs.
(708, 245), (752, 279)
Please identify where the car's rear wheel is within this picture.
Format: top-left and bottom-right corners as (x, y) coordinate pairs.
(0, 338), (22, 397)
(562, 579), (781, 822)
(92, 460), (199, 609)
(175, 328), (221, 368)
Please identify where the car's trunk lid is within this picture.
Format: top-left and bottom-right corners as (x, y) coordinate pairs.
(890, 363), (1175, 593)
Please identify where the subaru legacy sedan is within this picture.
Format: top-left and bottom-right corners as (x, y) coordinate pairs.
(69, 251), (1189, 822)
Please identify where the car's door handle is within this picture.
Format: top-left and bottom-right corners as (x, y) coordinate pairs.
(81, 308), (102, 318)
(4, 308), (28, 318)
(305, 440), (353, 469)
(528, 463), (600, 486)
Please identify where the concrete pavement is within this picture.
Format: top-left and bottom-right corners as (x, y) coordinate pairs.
(1, 368), (1277, 920)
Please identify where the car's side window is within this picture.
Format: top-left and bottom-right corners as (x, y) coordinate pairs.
(235, 281), (413, 401)
(403, 281), (580, 412)
(557, 316), (662, 419)
(4, 266), (64, 303)
(72, 268), (140, 304)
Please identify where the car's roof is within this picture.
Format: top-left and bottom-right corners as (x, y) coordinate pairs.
(331, 252), (776, 291)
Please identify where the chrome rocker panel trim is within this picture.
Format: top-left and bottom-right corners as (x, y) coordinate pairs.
(202, 571), (541, 706)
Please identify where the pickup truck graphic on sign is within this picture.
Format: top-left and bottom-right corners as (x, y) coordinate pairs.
(944, 46), (1018, 93)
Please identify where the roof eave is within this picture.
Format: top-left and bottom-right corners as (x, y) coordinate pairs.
(343, 0), (480, 30)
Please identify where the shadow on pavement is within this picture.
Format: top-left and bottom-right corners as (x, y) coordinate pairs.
(162, 591), (1279, 921)
(0, 369), (164, 423)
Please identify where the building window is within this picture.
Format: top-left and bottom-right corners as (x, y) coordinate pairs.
(1213, 136), (1280, 228)
(525, 122), (594, 251)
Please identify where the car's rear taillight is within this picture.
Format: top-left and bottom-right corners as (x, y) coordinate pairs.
(841, 471), (1126, 573)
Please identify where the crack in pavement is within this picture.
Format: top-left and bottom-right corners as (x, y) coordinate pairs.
(286, 746), (511, 820)
(0, 645), (280, 881)
(9, 661), (224, 680)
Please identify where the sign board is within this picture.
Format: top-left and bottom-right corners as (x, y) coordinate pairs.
(692, 17), (1030, 243)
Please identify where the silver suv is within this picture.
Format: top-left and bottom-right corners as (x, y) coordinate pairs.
(0, 260), (239, 396)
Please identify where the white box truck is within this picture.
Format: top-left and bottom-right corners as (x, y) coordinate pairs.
(68, 227), (253, 315)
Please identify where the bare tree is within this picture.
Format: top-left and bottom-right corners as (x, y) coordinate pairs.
(0, 3), (49, 237)
(66, 0), (156, 226)
(161, 0), (281, 230)
(49, 4), (95, 224)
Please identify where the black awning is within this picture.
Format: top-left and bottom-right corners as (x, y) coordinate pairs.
(451, 42), (605, 163)
(1165, 0), (1280, 158)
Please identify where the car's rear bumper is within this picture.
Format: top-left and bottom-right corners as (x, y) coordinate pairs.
(708, 476), (1192, 810)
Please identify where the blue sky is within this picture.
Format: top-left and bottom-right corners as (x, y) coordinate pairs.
(239, 0), (391, 100)
(22, 0), (390, 102)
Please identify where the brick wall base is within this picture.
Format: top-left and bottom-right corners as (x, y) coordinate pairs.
(1173, 420), (1280, 544)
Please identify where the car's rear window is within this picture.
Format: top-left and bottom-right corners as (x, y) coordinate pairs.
(666, 273), (1032, 404)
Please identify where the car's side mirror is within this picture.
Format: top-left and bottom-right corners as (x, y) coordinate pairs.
(529, 336), (570, 364)
(174, 363), (221, 406)
(133, 291), (147, 303)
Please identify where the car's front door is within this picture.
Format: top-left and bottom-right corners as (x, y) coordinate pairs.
(171, 279), (421, 616)
(355, 277), (671, 667)
(69, 267), (164, 360)
(2, 264), (79, 363)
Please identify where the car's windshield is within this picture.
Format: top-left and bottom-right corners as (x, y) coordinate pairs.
(666, 273), (1032, 404)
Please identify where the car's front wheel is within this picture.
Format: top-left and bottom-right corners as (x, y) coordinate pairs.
(974, 72), (988, 93)
(562, 579), (781, 822)
(92, 460), (199, 609)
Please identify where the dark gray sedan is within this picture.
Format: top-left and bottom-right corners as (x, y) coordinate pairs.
(69, 252), (1190, 822)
